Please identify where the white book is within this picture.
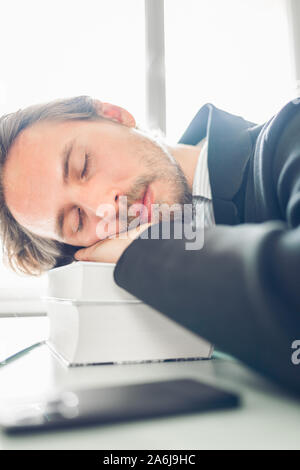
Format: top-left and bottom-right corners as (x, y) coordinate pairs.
(44, 262), (213, 366)
(46, 261), (137, 302)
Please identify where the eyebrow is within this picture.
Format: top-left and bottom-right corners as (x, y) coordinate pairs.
(55, 139), (75, 240)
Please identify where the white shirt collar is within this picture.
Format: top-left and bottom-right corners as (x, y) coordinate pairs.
(192, 137), (212, 200)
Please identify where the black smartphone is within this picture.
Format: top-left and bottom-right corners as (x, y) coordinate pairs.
(0, 378), (239, 434)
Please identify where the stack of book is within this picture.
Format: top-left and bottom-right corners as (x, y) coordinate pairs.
(43, 261), (213, 366)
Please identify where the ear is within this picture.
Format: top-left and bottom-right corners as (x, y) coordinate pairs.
(93, 100), (136, 128)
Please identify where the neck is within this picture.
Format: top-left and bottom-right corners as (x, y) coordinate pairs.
(167, 138), (205, 191)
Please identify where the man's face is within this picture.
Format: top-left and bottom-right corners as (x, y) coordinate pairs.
(3, 117), (191, 247)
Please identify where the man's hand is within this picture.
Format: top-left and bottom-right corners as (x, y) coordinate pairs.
(74, 223), (152, 264)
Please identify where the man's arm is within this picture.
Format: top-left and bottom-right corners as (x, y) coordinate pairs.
(114, 220), (300, 394)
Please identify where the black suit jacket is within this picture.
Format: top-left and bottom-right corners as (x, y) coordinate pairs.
(179, 102), (261, 225)
(114, 100), (300, 395)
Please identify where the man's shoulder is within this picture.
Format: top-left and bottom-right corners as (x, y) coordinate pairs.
(178, 102), (257, 146)
(251, 98), (300, 223)
(256, 99), (300, 151)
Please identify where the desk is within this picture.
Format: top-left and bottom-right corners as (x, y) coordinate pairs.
(0, 316), (299, 450)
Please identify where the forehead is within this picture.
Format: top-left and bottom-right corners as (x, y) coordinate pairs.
(10, 119), (78, 152)
(3, 119), (79, 235)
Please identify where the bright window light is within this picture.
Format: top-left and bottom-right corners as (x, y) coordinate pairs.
(0, 0), (145, 289)
(164, 0), (294, 141)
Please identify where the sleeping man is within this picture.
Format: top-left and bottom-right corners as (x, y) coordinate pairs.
(0, 96), (300, 394)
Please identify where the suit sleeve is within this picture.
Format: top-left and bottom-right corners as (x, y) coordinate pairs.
(113, 120), (300, 395)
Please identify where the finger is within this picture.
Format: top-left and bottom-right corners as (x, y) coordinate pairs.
(74, 247), (93, 261)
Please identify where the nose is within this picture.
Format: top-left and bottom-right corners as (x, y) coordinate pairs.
(69, 184), (121, 219)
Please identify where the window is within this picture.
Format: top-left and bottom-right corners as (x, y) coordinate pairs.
(164, 0), (294, 141)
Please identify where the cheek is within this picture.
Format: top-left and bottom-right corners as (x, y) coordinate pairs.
(83, 231), (99, 247)
(91, 127), (147, 183)
(100, 152), (143, 184)
(74, 224), (99, 247)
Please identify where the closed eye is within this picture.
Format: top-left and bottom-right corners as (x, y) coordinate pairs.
(76, 207), (84, 232)
(75, 153), (91, 233)
(81, 153), (90, 179)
